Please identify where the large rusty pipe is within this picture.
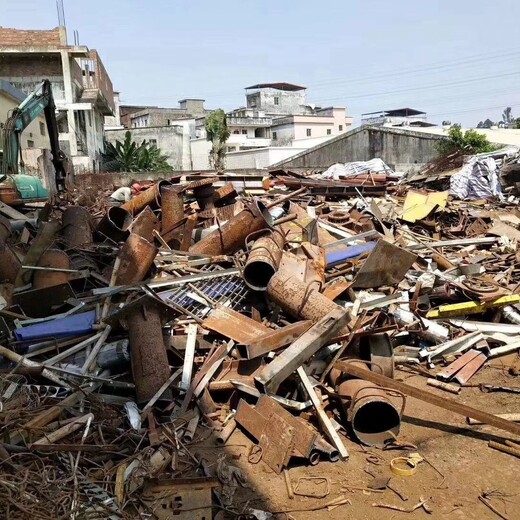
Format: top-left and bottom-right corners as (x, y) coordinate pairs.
(113, 233), (158, 286)
(189, 201), (273, 256)
(33, 249), (71, 289)
(161, 186), (185, 234)
(267, 268), (349, 333)
(126, 302), (171, 403)
(95, 206), (132, 243)
(62, 206), (92, 248)
(128, 206), (160, 242)
(336, 378), (401, 447)
(243, 229), (285, 291)
(0, 238), (21, 284)
(121, 180), (172, 215)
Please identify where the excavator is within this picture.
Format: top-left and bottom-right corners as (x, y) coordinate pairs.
(0, 79), (68, 205)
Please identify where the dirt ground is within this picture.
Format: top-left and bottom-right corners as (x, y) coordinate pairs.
(194, 353), (520, 519)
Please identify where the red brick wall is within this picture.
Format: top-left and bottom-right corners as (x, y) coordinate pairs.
(0, 55), (62, 76)
(0, 27), (62, 46)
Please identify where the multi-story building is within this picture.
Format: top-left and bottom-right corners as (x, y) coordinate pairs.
(0, 25), (114, 172)
(361, 108), (436, 128)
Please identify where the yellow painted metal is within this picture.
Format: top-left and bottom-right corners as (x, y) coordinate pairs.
(427, 295), (520, 319)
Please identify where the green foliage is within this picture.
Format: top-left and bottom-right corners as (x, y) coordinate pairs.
(205, 109), (230, 173)
(515, 118), (520, 130)
(436, 124), (497, 157)
(102, 131), (172, 172)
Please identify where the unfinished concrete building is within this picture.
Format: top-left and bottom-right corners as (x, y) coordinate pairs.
(0, 26), (115, 172)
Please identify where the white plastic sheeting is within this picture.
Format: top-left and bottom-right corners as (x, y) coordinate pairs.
(320, 158), (394, 180)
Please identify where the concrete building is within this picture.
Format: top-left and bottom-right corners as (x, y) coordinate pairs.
(0, 79), (48, 172)
(361, 108), (436, 128)
(0, 26), (115, 172)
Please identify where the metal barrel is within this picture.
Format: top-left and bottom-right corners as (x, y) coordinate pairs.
(336, 378), (401, 447)
(32, 249), (71, 289)
(62, 206), (92, 248)
(113, 233), (158, 286)
(189, 201), (273, 256)
(243, 229), (285, 291)
(95, 206), (132, 243)
(121, 180), (172, 215)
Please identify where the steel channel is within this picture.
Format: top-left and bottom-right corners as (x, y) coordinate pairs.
(33, 249), (71, 289)
(189, 201), (273, 256)
(62, 206), (92, 248)
(243, 229), (285, 291)
(121, 180), (172, 215)
(113, 233), (158, 286)
(126, 302), (171, 403)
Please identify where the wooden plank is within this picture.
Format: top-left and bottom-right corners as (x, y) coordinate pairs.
(336, 361), (520, 437)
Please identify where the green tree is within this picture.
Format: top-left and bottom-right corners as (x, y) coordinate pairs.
(503, 106), (514, 124)
(436, 124), (497, 157)
(102, 131), (172, 172)
(205, 109), (230, 173)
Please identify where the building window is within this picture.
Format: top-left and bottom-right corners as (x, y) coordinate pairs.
(306, 128), (312, 137)
(233, 130), (240, 134)
(274, 97), (279, 105)
(339, 125), (343, 131)
(27, 140), (34, 148)
(242, 129), (247, 134)
(149, 139), (157, 146)
(327, 129), (332, 135)
(39, 122), (46, 136)
(272, 131), (277, 140)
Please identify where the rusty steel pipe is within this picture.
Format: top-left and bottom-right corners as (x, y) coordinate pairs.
(62, 206), (92, 248)
(243, 229), (285, 291)
(33, 249), (71, 289)
(95, 206), (132, 243)
(267, 269), (349, 333)
(121, 180), (172, 215)
(337, 378), (401, 447)
(0, 238), (21, 284)
(189, 201), (273, 256)
(113, 233), (158, 286)
(161, 186), (185, 233)
(125, 301), (171, 403)
(128, 206), (160, 242)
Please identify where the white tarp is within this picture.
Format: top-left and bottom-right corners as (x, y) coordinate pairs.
(320, 158), (394, 180)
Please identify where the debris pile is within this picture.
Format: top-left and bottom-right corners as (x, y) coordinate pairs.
(1, 159), (520, 518)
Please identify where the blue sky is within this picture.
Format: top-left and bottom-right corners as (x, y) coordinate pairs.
(2, 0), (520, 127)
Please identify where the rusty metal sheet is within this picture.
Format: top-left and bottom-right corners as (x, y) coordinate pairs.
(259, 413), (295, 473)
(453, 352), (487, 384)
(235, 399), (269, 440)
(436, 349), (481, 380)
(203, 305), (269, 344)
(352, 239), (417, 289)
(128, 206), (160, 242)
(323, 278), (352, 301)
(13, 282), (75, 318)
(242, 320), (312, 359)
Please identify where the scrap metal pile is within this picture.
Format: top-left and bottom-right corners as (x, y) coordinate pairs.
(1, 168), (520, 519)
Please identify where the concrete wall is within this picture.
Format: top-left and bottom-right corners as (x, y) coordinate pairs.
(226, 147), (308, 169)
(190, 138), (212, 170)
(273, 126), (445, 172)
(105, 125), (191, 170)
(246, 88), (308, 115)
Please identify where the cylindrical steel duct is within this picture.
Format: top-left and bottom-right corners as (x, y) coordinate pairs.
(0, 238), (21, 284)
(33, 249), (71, 289)
(502, 306), (520, 325)
(337, 378), (401, 447)
(67, 339), (130, 370)
(243, 229), (285, 291)
(189, 202), (273, 256)
(128, 206), (160, 242)
(95, 206), (132, 243)
(62, 206), (92, 248)
(126, 302), (171, 403)
(267, 269), (350, 333)
(121, 180), (172, 215)
(161, 186), (185, 234)
(113, 233), (158, 286)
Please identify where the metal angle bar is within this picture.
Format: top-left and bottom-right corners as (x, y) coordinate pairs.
(297, 367), (349, 460)
(46, 332), (102, 366)
(181, 324), (198, 390)
(408, 237), (498, 251)
(142, 367), (182, 413)
(80, 325), (112, 374)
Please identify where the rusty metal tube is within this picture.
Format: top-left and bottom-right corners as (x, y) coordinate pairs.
(189, 201), (273, 256)
(126, 301), (171, 403)
(215, 418), (237, 445)
(113, 233), (158, 286)
(0, 238), (21, 284)
(62, 206), (92, 248)
(95, 206), (132, 243)
(161, 186), (185, 233)
(121, 180), (172, 215)
(337, 378), (401, 447)
(33, 249), (71, 289)
(128, 206), (160, 242)
(243, 229), (285, 291)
